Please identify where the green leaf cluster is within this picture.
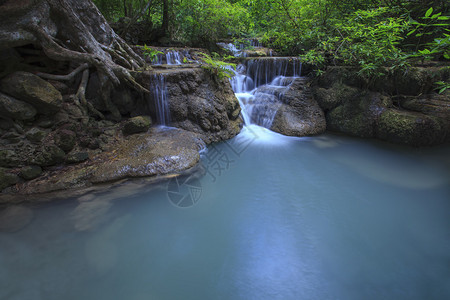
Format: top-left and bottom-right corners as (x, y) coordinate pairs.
(197, 53), (236, 80)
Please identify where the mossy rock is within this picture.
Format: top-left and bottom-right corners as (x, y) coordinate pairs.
(54, 129), (76, 152)
(0, 167), (19, 190)
(32, 145), (66, 166)
(0, 92), (37, 120)
(122, 116), (152, 135)
(377, 109), (445, 146)
(20, 165), (42, 180)
(0, 149), (21, 168)
(0, 71), (62, 115)
(26, 128), (48, 143)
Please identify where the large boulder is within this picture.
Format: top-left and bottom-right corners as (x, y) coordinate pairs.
(271, 78), (326, 136)
(312, 66), (450, 146)
(140, 68), (242, 144)
(0, 71), (63, 114)
(0, 92), (37, 120)
(14, 127), (204, 195)
(377, 109), (445, 146)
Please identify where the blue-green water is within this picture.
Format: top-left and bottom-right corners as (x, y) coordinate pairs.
(1, 127), (449, 300)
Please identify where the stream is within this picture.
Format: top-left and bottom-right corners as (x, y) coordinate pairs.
(0, 50), (449, 300)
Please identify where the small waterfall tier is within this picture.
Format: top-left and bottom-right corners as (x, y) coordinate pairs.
(149, 48), (197, 65)
(151, 74), (170, 125)
(230, 57), (302, 129)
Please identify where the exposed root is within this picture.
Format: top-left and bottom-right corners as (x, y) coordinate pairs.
(75, 69), (105, 119)
(36, 63), (89, 81)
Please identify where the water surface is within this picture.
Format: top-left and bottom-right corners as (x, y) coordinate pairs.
(1, 129), (449, 300)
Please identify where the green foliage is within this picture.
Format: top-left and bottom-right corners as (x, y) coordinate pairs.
(91, 0), (449, 79)
(434, 81), (450, 94)
(172, 0), (252, 46)
(140, 44), (163, 62)
(197, 53), (236, 80)
(407, 7), (450, 61)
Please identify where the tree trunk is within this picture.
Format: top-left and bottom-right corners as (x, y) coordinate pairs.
(0, 0), (149, 119)
(162, 0), (169, 36)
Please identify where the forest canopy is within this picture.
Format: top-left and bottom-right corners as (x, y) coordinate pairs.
(94, 0), (449, 75)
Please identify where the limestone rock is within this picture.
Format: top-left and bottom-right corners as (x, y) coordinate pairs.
(377, 109), (445, 146)
(26, 128), (47, 143)
(20, 165), (42, 180)
(0, 92), (37, 120)
(143, 68), (242, 143)
(54, 129), (76, 152)
(122, 116), (152, 135)
(66, 151), (89, 164)
(271, 78), (326, 136)
(15, 127), (204, 195)
(32, 145), (66, 166)
(0, 149), (21, 168)
(0, 71), (63, 114)
(0, 167), (19, 190)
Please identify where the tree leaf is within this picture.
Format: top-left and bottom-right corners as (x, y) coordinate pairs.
(425, 7), (433, 18)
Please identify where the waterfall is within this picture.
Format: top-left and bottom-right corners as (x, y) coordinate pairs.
(151, 74), (170, 125)
(166, 50), (182, 65)
(230, 57), (302, 130)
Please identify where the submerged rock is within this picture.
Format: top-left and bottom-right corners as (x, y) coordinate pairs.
(0, 71), (63, 115)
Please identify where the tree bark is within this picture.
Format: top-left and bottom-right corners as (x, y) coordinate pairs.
(0, 0), (149, 117)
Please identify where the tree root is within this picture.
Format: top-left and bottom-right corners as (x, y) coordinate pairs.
(75, 69), (105, 119)
(36, 63), (89, 81)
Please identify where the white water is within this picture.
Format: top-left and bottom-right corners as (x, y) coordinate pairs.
(231, 57), (302, 129)
(166, 50), (182, 65)
(151, 74), (170, 125)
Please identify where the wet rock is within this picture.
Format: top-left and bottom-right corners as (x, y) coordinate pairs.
(91, 127), (204, 183)
(377, 109), (445, 146)
(142, 68), (242, 143)
(313, 66), (450, 146)
(15, 127), (204, 195)
(0, 71), (63, 114)
(32, 144), (66, 166)
(20, 165), (42, 180)
(122, 116), (151, 135)
(66, 151), (89, 164)
(54, 129), (76, 152)
(0, 167), (19, 190)
(271, 78), (326, 136)
(0, 92), (37, 120)
(26, 127), (47, 143)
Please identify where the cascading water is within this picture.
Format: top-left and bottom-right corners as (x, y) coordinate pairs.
(165, 50), (182, 65)
(231, 58), (302, 130)
(151, 74), (170, 125)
